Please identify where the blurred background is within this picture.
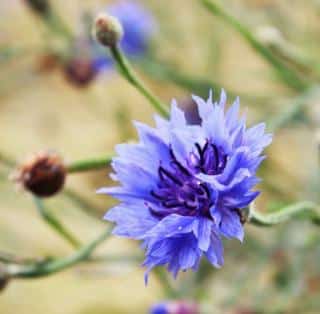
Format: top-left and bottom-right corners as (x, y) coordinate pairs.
(0, 0), (320, 313)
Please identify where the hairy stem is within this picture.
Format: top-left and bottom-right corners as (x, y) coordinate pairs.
(249, 201), (320, 226)
(200, 0), (309, 91)
(7, 227), (111, 278)
(33, 197), (81, 248)
(66, 155), (113, 173)
(153, 267), (179, 298)
(110, 45), (169, 117)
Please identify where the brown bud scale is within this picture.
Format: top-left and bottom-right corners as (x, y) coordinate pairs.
(13, 152), (66, 198)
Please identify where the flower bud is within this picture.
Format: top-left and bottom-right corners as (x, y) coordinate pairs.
(63, 58), (97, 87)
(24, 0), (50, 16)
(150, 300), (199, 314)
(177, 98), (201, 125)
(12, 151), (66, 198)
(93, 13), (124, 47)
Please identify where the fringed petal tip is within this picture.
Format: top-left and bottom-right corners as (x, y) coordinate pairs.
(96, 187), (109, 194)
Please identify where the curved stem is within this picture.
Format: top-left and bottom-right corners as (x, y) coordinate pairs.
(33, 197), (81, 248)
(200, 0), (309, 91)
(66, 155), (113, 173)
(43, 10), (73, 41)
(249, 201), (320, 226)
(7, 226), (112, 278)
(268, 86), (319, 131)
(110, 45), (169, 118)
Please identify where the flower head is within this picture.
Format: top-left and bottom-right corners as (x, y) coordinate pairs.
(99, 91), (272, 281)
(107, 0), (156, 57)
(63, 37), (111, 87)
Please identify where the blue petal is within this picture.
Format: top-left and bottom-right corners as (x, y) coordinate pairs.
(222, 191), (260, 208)
(145, 214), (195, 239)
(111, 160), (158, 197)
(193, 217), (213, 251)
(205, 230), (224, 267)
(225, 97), (240, 131)
(218, 89), (227, 109)
(219, 210), (244, 241)
(170, 100), (187, 127)
(104, 202), (158, 239)
(192, 94), (213, 123)
(169, 127), (204, 167)
(144, 234), (201, 279)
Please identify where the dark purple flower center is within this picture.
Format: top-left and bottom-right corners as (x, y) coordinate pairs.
(149, 142), (228, 219)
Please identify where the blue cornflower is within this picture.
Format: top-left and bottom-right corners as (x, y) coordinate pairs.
(98, 91), (272, 281)
(107, 0), (156, 57)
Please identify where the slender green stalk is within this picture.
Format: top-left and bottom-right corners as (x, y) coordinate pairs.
(137, 57), (219, 98)
(137, 57), (274, 104)
(110, 45), (169, 117)
(66, 155), (113, 173)
(249, 201), (320, 226)
(268, 86), (319, 131)
(7, 226), (112, 278)
(33, 197), (81, 248)
(43, 10), (73, 41)
(153, 267), (178, 298)
(200, 0), (309, 91)
(268, 43), (320, 82)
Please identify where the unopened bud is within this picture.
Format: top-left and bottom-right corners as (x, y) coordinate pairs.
(178, 98), (201, 125)
(24, 0), (50, 16)
(93, 13), (124, 47)
(12, 151), (66, 198)
(63, 58), (97, 87)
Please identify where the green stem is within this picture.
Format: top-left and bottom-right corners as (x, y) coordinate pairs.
(249, 201), (320, 226)
(200, 0), (309, 91)
(7, 227), (111, 278)
(137, 57), (219, 98)
(268, 86), (319, 131)
(110, 45), (169, 117)
(153, 267), (178, 298)
(43, 10), (73, 41)
(33, 197), (81, 248)
(66, 155), (113, 173)
(137, 57), (274, 104)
